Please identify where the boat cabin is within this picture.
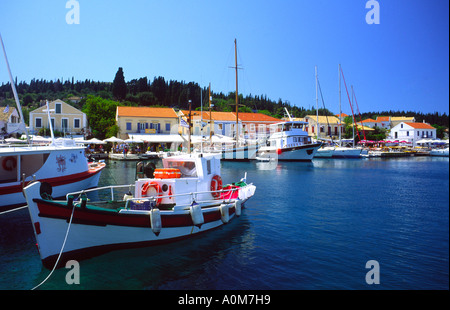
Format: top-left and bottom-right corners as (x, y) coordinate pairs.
(267, 121), (312, 149)
(134, 153), (222, 207)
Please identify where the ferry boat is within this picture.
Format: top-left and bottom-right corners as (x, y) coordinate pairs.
(23, 152), (256, 268)
(257, 120), (322, 161)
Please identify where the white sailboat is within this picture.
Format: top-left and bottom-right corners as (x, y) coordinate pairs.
(332, 64), (361, 158)
(221, 39), (258, 161)
(313, 66), (335, 158)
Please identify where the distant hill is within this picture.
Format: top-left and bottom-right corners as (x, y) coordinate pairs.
(0, 68), (448, 128)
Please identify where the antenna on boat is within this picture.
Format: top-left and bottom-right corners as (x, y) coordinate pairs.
(0, 33), (30, 144)
(43, 100), (56, 145)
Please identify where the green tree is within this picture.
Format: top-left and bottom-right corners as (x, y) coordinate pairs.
(112, 67), (127, 101)
(82, 95), (122, 139)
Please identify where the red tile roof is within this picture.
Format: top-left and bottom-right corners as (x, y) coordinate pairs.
(117, 106), (177, 118)
(376, 116), (390, 122)
(233, 112), (281, 123)
(404, 122), (435, 129)
(362, 118), (377, 123)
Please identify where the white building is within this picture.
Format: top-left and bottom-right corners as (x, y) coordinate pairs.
(1, 106), (24, 135)
(389, 122), (436, 146)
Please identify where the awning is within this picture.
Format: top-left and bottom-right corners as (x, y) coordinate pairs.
(129, 134), (184, 143)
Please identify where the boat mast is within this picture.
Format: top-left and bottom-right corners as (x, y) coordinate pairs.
(315, 65), (319, 141)
(188, 99), (192, 154)
(338, 64), (342, 147)
(209, 83), (212, 144)
(234, 38), (239, 145)
(351, 86), (355, 148)
(0, 34), (30, 144)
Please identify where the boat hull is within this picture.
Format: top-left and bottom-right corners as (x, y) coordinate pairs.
(222, 144), (258, 161)
(332, 147), (362, 158)
(0, 162), (105, 210)
(314, 147), (335, 158)
(277, 143), (322, 161)
(23, 181), (252, 268)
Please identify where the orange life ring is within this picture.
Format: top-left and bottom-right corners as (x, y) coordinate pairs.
(2, 156), (17, 171)
(141, 181), (163, 205)
(210, 175), (223, 199)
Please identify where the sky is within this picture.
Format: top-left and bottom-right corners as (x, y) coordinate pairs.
(0, 0), (448, 115)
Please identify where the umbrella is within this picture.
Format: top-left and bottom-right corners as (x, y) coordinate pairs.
(103, 136), (124, 143)
(124, 138), (144, 143)
(416, 139), (432, 144)
(86, 138), (106, 144)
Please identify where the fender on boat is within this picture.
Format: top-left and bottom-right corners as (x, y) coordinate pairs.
(149, 208), (162, 236)
(234, 198), (242, 217)
(189, 202), (204, 229)
(220, 204), (229, 224)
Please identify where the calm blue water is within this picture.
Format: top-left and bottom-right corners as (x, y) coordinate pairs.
(0, 157), (448, 290)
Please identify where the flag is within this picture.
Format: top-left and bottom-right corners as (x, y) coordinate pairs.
(2, 105), (9, 113)
(180, 118), (189, 128)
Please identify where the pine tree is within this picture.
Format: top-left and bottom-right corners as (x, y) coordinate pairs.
(112, 67), (127, 101)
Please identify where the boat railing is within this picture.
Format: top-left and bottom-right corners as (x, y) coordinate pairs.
(65, 183), (243, 208)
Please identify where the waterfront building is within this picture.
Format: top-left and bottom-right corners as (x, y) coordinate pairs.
(115, 106), (182, 145)
(303, 115), (342, 140)
(389, 121), (436, 146)
(0, 106), (24, 135)
(28, 99), (87, 136)
(232, 112), (280, 140)
(180, 110), (240, 138)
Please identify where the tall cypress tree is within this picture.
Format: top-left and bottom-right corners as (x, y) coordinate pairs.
(112, 67), (127, 101)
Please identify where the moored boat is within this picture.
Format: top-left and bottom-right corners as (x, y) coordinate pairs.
(1, 141), (105, 211)
(259, 119), (322, 161)
(429, 147), (449, 157)
(23, 153), (256, 268)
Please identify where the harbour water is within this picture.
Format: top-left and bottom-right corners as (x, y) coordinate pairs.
(0, 157), (448, 290)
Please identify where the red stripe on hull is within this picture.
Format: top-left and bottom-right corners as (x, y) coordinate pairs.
(35, 199), (234, 228)
(0, 163), (105, 195)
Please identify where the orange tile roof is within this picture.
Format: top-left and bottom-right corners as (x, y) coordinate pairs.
(182, 110), (237, 122)
(404, 122), (435, 129)
(336, 113), (348, 118)
(117, 106), (177, 118)
(233, 112), (281, 123)
(362, 118), (377, 123)
(376, 116), (390, 122)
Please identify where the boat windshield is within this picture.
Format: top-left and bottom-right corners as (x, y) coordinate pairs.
(164, 159), (197, 177)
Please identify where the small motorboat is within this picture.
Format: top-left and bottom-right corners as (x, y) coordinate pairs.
(23, 153), (256, 269)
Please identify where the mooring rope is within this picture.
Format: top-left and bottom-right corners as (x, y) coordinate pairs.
(0, 205), (27, 215)
(31, 201), (76, 290)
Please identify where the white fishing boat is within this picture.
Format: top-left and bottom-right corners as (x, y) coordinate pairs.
(1, 141), (105, 211)
(0, 34), (105, 211)
(23, 152), (256, 268)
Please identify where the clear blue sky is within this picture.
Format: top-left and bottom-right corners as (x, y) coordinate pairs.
(0, 0), (448, 114)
